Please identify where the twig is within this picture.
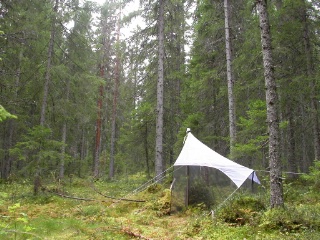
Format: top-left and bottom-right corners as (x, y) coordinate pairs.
(48, 186), (145, 203)
(122, 227), (151, 240)
(4, 229), (43, 239)
(89, 181), (146, 203)
(51, 192), (98, 202)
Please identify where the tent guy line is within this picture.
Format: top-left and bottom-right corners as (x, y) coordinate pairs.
(256, 170), (306, 175)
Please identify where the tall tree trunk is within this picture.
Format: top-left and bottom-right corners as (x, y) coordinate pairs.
(257, 0), (284, 208)
(287, 106), (297, 179)
(79, 128), (86, 178)
(93, 66), (104, 178)
(224, 0), (236, 158)
(59, 77), (70, 180)
(40, 0), (58, 126)
(103, 75), (109, 177)
(109, 10), (121, 179)
(301, 0), (320, 161)
(35, 0), (59, 195)
(144, 123), (150, 178)
(299, 101), (308, 172)
(167, 0), (185, 172)
(155, 0), (165, 181)
(59, 122), (67, 180)
(101, 14), (113, 178)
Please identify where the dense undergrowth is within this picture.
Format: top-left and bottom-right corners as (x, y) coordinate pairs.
(1, 166), (320, 239)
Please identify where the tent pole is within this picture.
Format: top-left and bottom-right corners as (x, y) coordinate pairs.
(185, 166), (190, 207)
(251, 172), (254, 193)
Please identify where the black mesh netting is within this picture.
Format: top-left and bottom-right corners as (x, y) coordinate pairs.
(170, 166), (258, 212)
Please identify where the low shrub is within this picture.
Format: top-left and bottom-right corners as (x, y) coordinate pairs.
(147, 183), (162, 193)
(301, 160), (320, 191)
(259, 204), (320, 233)
(216, 195), (266, 226)
(259, 207), (303, 232)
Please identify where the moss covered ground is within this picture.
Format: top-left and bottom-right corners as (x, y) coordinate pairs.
(0, 173), (320, 239)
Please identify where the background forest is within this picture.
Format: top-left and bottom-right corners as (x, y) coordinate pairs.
(1, 0), (320, 239)
(1, 0), (320, 195)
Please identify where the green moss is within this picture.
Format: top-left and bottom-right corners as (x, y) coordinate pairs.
(1, 175), (320, 239)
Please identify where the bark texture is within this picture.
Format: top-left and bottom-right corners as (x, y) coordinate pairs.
(155, 0), (165, 181)
(257, 0), (284, 208)
(224, 0), (236, 157)
(109, 14), (121, 179)
(94, 67), (104, 178)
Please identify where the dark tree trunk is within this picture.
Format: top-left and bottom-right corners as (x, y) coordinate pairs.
(287, 108), (297, 179)
(109, 11), (121, 179)
(94, 66), (104, 178)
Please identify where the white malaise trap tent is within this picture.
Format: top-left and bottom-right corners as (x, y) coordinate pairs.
(170, 129), (261, 212)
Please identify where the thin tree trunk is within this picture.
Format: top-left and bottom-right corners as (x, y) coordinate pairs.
(224, 0), (236, 158)
(59, 87), (69, 180)
(59, 68), (71, 180)
(40, 0), (58, 126)
(257, 0), (284, 208)
(102, 77), (109, 178)
(101, 15), (112, 178)
(144, 123), (150, 178)
(35, 0), (59, 195)
(59, 122), (67, 180)
(155, 0), (165, 181)
(301, 0), (320, 161)
(287, 107), (297, 179)
(79, 128), (86, 177)
(299, 102), (308, 172)
(93, 66), (104, 178)
(109, 10), (121, 179)
(168, 0), (185, 169)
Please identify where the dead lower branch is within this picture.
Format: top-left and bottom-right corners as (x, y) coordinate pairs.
(89, 181), (146, 203)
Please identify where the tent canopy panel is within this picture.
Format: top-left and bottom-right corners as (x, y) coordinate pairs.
(173, 132), (260, 188)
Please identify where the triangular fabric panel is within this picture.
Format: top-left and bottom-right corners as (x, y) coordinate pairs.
(174, 132), (260, 188)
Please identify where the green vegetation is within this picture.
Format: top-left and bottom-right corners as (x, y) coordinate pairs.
(1, 0), (320, 237)
(1, 168), (319, 239)
(0, 105), (17, 122)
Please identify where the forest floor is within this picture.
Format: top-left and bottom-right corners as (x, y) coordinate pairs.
(1, 173), (320, 239)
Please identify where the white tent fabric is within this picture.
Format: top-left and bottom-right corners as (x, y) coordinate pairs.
(174, 132), (260, 188)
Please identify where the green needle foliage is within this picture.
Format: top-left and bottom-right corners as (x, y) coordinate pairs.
(10, 125), (69, 179)
(0, 105), (17, 122)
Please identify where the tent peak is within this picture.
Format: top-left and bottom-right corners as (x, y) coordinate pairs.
(186, 128), (191, 133)
(174, 132), (261, 187)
